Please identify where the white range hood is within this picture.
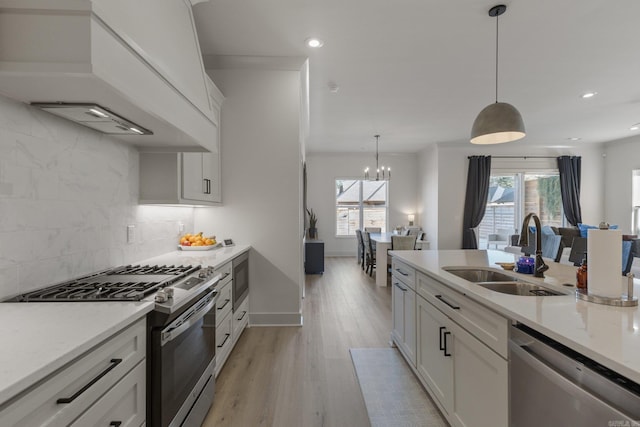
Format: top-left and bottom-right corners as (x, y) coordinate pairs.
(0, 0), (221, 152)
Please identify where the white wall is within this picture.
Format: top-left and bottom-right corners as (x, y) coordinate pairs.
(0, 96), (195, 299)
(305, 152), (419, 256)
(195, 66), (303, 326)
(421, 142), (605, 249)
(603, 135), (640, 233)
(418, 144), (438, 249)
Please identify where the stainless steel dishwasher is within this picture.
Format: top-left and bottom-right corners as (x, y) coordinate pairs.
(510, 323), (640, 426)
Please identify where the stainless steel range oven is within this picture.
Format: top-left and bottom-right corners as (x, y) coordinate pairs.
(7, 263), (221, 427)
(149, 288), (217, 427)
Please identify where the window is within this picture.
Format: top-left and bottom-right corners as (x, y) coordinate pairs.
(336, 179), (388, 236)
(479, 172), (563, 248)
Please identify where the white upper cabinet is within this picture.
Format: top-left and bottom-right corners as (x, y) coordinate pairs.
(0, 0), (221, 152)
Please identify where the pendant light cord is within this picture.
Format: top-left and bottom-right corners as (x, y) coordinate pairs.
(495, 11), (499, 103)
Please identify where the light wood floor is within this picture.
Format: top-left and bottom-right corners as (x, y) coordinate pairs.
(202, 257), (392, 427)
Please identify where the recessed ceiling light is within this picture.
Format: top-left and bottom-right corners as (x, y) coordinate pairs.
(630, 124), (640, 131)
(567, 137), (582, 141)
(305, 38), (324, 48)
(581, 92), (597, 99)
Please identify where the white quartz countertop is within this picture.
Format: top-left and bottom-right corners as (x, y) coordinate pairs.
(0, 244), (250, 407)
(139, 244), (250, 270)
(0, 301), (153, 406)
(390, 249), (640, 384)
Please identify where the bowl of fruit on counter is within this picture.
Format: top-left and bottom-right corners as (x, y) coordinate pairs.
(178, 232), (220, 250)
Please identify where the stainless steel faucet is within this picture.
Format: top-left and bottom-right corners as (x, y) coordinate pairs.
(518, 213), (549, 278)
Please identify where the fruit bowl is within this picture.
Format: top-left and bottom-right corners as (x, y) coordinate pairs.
(178, 242), (221, 251)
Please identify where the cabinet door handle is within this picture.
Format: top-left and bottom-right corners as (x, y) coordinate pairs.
(393, 282), (407, 292)
(202, 178), (208, 194)
(56, 358), (122, 404)
(217, 333), (230, 348)
(395, 268), (409, 276)
(435, 294), (460, 310)
(443, 331), (451, 357)
(439, 326), (446, 351)
(109, 422), (122, 427)
(237, 310), (247, 321)
(217, 298), (230, 310)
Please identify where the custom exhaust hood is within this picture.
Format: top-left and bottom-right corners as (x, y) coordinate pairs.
(0, 1), (221, 153)
(31, 103), (153, 136)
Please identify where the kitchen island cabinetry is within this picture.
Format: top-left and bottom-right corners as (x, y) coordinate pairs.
(416, 294), (508, 426)
(0, 317), (147, 427)
(389, 254), (509, 427)
(391, 258), (416, 366)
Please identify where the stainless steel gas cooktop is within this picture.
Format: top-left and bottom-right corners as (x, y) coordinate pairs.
(9, 264), (200, 302)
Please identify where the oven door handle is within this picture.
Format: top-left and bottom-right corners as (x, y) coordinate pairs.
(161, 293), (216, 346)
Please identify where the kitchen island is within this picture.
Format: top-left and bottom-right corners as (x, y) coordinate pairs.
(389, 249), (640, 426)
(390, 249), (640, 383)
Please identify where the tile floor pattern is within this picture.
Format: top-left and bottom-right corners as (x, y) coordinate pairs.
(350, 348), (448, 427)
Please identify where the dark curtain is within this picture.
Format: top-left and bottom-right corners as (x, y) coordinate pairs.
(557, 156), (582, 226)
(462, 156), (492, 249)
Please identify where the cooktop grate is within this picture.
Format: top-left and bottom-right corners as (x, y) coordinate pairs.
(9, 264), (200, 302)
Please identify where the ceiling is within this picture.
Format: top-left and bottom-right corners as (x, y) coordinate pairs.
(192, 0), (640, 154)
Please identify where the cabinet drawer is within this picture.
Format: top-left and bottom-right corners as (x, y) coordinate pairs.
(214, 261), (232, 288)
(416, 272), (508, 358)
(391, 259), (416, 290)
(71, 360), (146, 427)
(0, 318), (146, 427)
(232, 297), (249, 342)
(215, 311), (233, 377)
(215, 280), (232, 326)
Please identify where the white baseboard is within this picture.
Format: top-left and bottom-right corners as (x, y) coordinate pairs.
(325, 251), (355, 257)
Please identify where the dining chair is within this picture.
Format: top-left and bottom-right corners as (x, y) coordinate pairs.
(364, 227), (381, 233)
(391, 235), (417, 250)
(364, 231), (376, 277)
(355, 229), (365, 270)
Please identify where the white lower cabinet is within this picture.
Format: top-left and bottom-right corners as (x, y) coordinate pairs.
(391, 277), (416, 366)
(0, 317), (146, 427)
(70, 360), (145, 427)
(416, 293), (508, 427)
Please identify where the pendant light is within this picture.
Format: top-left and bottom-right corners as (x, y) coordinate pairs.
(470, 4), (525, 145)
(364, 135), (390, 181)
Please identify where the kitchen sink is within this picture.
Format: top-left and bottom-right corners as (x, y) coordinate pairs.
(443, 268), (519, 283)
(443, 267), (567, 296)
(475, 281), (565, 296)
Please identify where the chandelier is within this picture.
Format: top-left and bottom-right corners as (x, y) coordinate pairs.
(364, 135), (390, 181)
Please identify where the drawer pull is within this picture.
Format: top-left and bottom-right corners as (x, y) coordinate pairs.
(393, 282), (407, 292)
(439, 326), (446, 351)
(109, 422), (122, 427)
(237, 310), (247, 321)
(395, 268), (409, 276)
(217, 333), (231, 348)
(56, 358), (122, 404)
(217, 298), (230, 310)
(443, 331), (452, 356)
(435, 294), (460, 310)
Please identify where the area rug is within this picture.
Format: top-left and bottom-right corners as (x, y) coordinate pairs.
(349, 348), (448, 427)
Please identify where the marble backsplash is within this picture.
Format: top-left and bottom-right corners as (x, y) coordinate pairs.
(0, 96), (196, 299)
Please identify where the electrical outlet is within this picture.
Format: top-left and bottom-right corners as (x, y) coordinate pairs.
(127, 225), (136, 244)
(178, 222), (185, 235)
